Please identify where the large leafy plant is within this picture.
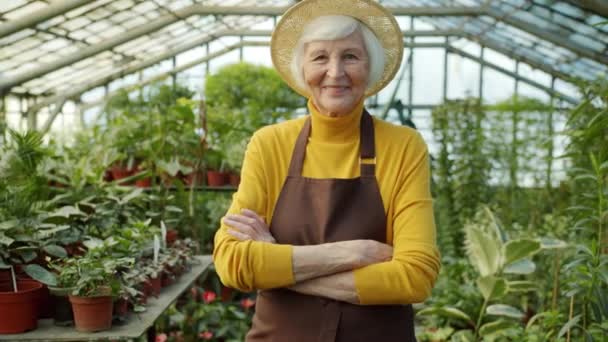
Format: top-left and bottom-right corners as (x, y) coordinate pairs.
(419, 207), (566, 340)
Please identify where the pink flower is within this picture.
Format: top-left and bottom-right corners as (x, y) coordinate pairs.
(240, 298), (256, 309)
(155, 333), (168, 342)
(202, 290), (217, 303)
(199, 331), (214, 340)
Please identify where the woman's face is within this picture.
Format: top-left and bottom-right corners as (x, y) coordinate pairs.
(302, 30), (370, 117)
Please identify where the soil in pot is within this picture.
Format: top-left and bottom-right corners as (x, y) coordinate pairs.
(69, 295), (114, 332)
(0, 280), (43, 334)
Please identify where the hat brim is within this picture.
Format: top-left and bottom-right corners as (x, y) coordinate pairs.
(270, 0), (404, 98)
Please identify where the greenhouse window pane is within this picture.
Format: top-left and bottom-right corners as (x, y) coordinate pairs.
(447, 54), (479, 99)
(518, 82), (550, 102)
(482, 68), (515, 103)
(110, 0), (135, 11)
(0, 0), (28, 14)
(4, 1), (46, 20)
(413, 49), (444, 105)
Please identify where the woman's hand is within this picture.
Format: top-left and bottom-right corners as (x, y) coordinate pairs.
(224, 209), (276, 243)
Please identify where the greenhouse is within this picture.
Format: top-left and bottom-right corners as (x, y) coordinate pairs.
(0, 0), (606, 341)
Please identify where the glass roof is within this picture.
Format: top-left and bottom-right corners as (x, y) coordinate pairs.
(0, 0), (606, 98)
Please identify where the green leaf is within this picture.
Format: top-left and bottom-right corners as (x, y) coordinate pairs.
(466, 226), (503, 277)
(507, 281), (537, 292)
(504, 239), (541, 266)
(24, 264), (57, 286)
(121, 188), (143, 204)
(0, 219), (19, 230)
(0, 232), (14, 246)
(486, 304), (524, 319)
(17, 250), (37, 263)
(450, 330), (475, 342)
(50, 206), (84, 218)
(479, 319), (513, 337)
(557, 314), (581, 338)
(157, 159), (182, 177)
(417, 306), (473, 323)
(539, 237), (568, 249)
(504, 259), (535, 274)
(477, 275), (507, 300)
(43, 245), (67, 258)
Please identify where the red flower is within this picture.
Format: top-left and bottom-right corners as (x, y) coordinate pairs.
(202, 290), (217, 303)
(155, 333), (168, 342)
(240, 298), (256, 309)
(199, 331), (214, 340)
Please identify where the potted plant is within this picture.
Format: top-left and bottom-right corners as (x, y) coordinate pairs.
(0, 266), (44, 334)
(203, 148), (227, 186)
(57, 249), (133, 332)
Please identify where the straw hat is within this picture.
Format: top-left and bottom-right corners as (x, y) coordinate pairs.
(270, 0), (403, 98)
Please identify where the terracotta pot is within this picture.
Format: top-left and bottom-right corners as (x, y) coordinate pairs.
(135, 178), (152, 188)
(166, 229), (179, 246)
(206, 170), (228, 186)
(147, 276), (161, 298)
(69, 295), (113, 332)
(48, 286), (74, 327)
(183, 171), (205, 186)
(0, 280), (43, 334)
(228, 173), (241, 187)
(110, 165), (135, 185)
(161, 270), (174, 288)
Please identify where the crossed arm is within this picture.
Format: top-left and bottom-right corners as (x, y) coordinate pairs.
(223, 209), (392, 305)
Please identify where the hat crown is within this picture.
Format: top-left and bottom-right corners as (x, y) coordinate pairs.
(271, 0), (404, 98)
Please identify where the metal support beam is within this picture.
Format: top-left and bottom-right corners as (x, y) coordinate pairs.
(40, 100), (67, 134)
(563, 0), (608, 17)
(0, 0), (95, 38)
(443, 37), (449, 100)
(79, 41), (268, 112)
(461, 32), (573, 82)
(486, 7), (608, 66)
(479, 47), (484, 99)
(447, 45), (577, 104)
(0, 4), (483, 92)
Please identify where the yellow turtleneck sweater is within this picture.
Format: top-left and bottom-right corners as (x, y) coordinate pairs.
(213, 100), (440, 305)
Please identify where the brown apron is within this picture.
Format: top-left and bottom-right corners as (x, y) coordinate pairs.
(247, 110), (416, 342)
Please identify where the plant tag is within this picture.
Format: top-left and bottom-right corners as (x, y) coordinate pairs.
(153, 235), (160, 265)
(160, 221), (167, 249)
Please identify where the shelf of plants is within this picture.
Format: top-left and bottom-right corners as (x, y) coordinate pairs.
(0, 255), (212, 341)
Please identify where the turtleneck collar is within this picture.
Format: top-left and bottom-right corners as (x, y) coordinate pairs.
(307, 99), (364, 143)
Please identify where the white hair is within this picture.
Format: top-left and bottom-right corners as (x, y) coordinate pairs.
(290, 15), (386, 93)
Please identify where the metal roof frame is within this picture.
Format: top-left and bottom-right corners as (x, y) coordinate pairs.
(0, 0), (606, 108)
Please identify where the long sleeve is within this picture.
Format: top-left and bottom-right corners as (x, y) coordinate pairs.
(352, 132), (440, 305)
(213, 131), (295, 292)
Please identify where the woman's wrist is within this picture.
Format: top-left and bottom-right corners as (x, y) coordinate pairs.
(291, 240), (392, 283)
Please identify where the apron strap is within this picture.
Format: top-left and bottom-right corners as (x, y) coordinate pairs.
(287, 110), (376, 177)
(360, 110), (376, 177)
(287, 117), (312, 177)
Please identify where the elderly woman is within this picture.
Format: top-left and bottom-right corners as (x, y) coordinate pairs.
(213, 0), (440, 340)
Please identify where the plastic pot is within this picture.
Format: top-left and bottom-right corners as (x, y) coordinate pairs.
(0, 280), (43, 333)
(69, 295), (113, 332)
